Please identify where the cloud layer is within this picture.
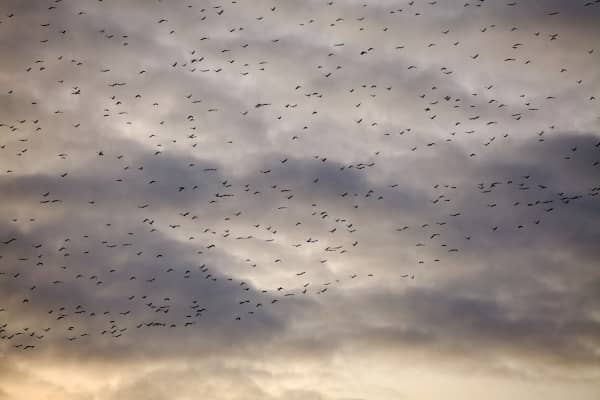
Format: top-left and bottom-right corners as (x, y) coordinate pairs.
(1, 0), (599, 399)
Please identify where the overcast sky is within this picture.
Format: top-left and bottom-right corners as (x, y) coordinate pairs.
(1, 0), (599, 399)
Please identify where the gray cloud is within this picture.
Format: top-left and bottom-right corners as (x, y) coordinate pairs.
(1, 0), (599, 399)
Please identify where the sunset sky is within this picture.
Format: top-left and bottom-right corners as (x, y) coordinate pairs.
(1, 1), (599, 399)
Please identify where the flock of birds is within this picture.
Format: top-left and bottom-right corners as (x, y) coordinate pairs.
(1, 0), (599, 353)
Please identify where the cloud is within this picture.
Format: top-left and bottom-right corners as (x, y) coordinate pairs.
(0, 0), (599, 399)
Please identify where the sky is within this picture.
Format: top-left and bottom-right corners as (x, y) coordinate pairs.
(0, 0), (599, 399)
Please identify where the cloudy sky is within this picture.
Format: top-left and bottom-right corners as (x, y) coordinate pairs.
(1, 0), (599, 399)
